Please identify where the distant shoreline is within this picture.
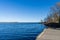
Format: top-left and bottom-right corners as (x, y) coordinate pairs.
(0, 22), (42, 24)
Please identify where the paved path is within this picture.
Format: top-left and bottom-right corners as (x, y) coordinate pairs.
(36, 28), (60, 40)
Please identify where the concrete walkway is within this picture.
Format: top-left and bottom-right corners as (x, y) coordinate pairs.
(36, 28), (60, 40)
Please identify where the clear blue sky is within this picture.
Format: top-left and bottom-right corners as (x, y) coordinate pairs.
(0, 0), (60, 22)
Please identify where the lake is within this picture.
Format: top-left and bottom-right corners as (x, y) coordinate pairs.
(0, 22), (46, 40)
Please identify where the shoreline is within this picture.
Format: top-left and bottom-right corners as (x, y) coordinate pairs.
(36, 28), (47, 40)
(44, 23), (60, 28)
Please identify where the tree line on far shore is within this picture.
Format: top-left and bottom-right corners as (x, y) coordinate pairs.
(44, 2), (60, 23)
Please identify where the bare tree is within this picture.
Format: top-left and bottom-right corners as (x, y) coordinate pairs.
(45, 2), (60, 23)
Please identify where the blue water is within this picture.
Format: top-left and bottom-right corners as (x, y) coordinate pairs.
(0, 23), (46, 40)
